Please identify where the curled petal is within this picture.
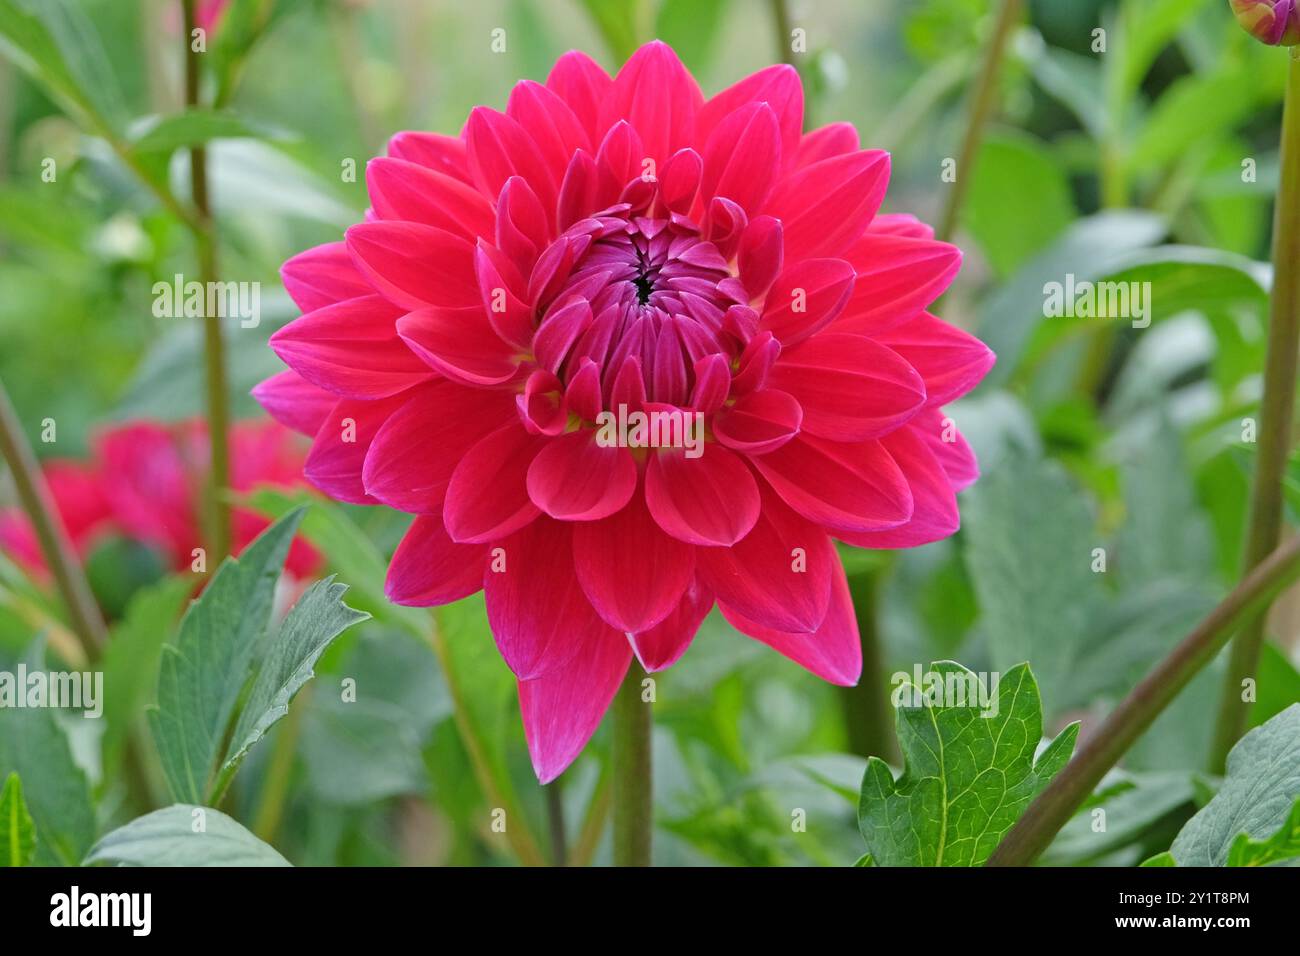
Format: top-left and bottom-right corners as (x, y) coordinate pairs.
(600, 40), (702, 166)
(386, 513), (488, 606)
(443, 423), (544, 543)
(700, 102), (781, 216)
(697, 63), (804, 170)
(712, 388), (803, 455)
(759, 258), (856, 346)
(645, 445), (759, 546)
(526, 429), (637, 521)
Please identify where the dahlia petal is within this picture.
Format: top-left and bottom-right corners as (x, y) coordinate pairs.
(875, 312), (996, 406)
(516, 369), (568, 436)
(387, 131), (471, 183)
(767, 333), (926, 440)
(363, 380), (514, 513)
(750, 432), (913, 532)
(545, 50), (614, 144)
(600, 40), (702, 166)
(766, 149), (891, 260)
(698, 489), (834, 633)
(868, 213), (934, 240)
(465, 106), (559, 221)
(573, 486), (695, 632)
(385, 513), (488, 606)
(443, 423), (544, 543)
(557, 149), (601, 230)
(835, 234), (962, 335)
(565, 357), (603, 422)
(700, 102), (781, 216)
(507, 80), (591, 188)
(397, 306), (521, 386)
(518, 627), (631, 783)
(712, 388), (802, 455)
(912, 408), (980, 492)
(697, 63), (804, 170)
(474, 241), (534, 349)
(731, 329), (780, 394)
(690, 353), (731, 413)
(252, 369), (336, 437)
(645, 445), (759, 546)
(834, 426), (959, 549)
(346, 221), (479, 310)
(795, 122), (859, 168)
(485, 517), (621, 679)
(595, 120), (645, 197)
(280, 241), (372, 312)
(526, 430), (637, 521)
(496, 175), (551, 277)
(659, 147), (702, 215)
(720, 559), (861, 686)
(305, 394), (407, 504)
(366, 157), (495, 241)
(759, 258), (856, 346)
(270, 295), (433, 400)
(533, 299), (593, 374)
(629, 578), (713, 672)
(738, 216), (784, 301)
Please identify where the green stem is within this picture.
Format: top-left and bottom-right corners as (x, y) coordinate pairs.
(544, 780), (567, 866)
(252, 685), (307, 843)
(0, 375), (106, 660)
(937, 0), (1022, 242)
(839, 565), (897, 761)
(987, 533), (1300, 866)
(1208, 50), (1300, 773)
(183, 0), (232, 561)
(611, 665), (652, 867)
(770, 0), (794, 66)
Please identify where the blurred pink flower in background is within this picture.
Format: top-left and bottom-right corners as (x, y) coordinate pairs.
(196, 0), (231, 35)
(255, 41), (994, 782)
(0, 419), (319, 582)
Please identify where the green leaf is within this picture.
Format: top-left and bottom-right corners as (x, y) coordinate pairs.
(858, 662), (1079, 866)
(1251, 642), (1300, 730)
(1226, 797), (1300, 867)
(1126, 68), (1261, 174)
(576, 0), (640, 63)
(212, 577), (369, 797)
(965, 133), (1076, 277)
(0, 645), (96, 866)
(99, 576), (194, 780)
(1141, 851), (1177, 867)
(1044, 771), (1195, 865)
(85, 804), (291, 867)
(0, 773), (36, 867)
(978, 211), (1165, 385)
(962, 455), (1106, 711)
(209, 0), (296, 107)
(148, 509), (304, 805)
(1154, 705), (1300, 865)
(656, 0), (728, 74)
(1023, 44), (1105, 141)
(130, 109), (282, 155)
(0, 0), (125, 133)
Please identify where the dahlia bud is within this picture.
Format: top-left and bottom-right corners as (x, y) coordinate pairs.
(1230, 0), (1300, 46)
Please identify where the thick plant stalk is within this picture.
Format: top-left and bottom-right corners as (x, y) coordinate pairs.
(0, 376), (106, 660)
(987, 533), (1300, 866)
(183, 0), (232, 560)
(1209, 49), (1300, 772)
(937, 0), (1023, 242)
(839, 567), (897, 761)
(612, 665), (653, 866)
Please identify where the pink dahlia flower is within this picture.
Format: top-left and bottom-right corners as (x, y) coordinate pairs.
(254, 42), (994, 782)
(0, 419), (320, 581)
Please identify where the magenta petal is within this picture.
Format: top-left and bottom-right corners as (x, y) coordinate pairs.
(573, 487), (695, 632)
(835, 426), (960, 549)
(750, 433), (913, 532)
(795, 122), (859, 168)
(600, 40), (702, 166)
(712, 388), (803, 455)
(697, 64), (804, 170)
(835, 234), (963, 336)
(700, 102), (781, 217)
(397, 306), (521, 386)
(766, 149), (891, 260)
(519, 628), (631, 783)
(526, 430), (637, 521)
(767, 333), (926, 440)
(912, 408), (980, 492)
(346, 221), (479, 310)
(387, 131), (471, 183)
(363, 380), (514, 513)
(252, 370), (336, 437)
(270, 295), (433, 400)
(304, 394), (407, 504)
(385, 513), (488, 606)
(280, 241), (372, 312)
(697, 490), (833, 633)
(645, 445), (760, 546)
(759, 258), (856, 347)
(545, 50), (614, 145)
(629, 578), (713, 672)
(876, 312), (996, 407)
(443, 423), (544, 543)
(366, 157), (495, 241)
(466, 106), (559, 222)
(721, 560), (861, 686)
(485, 518), (622, 679)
